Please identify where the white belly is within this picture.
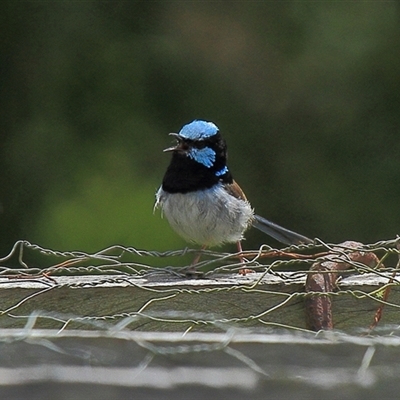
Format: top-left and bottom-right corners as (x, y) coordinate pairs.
(155, 183), (254, 246)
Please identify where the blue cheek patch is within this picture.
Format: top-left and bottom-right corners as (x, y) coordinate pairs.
(215, 166), (229, 176)
(188, 147), (216, 168)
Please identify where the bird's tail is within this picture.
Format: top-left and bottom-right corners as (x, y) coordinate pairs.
(252, 214), (313, 246)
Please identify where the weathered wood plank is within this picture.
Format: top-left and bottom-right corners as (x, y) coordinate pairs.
(0, 273), (398, 331)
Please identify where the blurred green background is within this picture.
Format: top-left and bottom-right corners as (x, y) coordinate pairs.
(1, 2), (400, 256)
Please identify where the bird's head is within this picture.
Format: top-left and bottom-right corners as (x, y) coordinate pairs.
(161, 120), (233, 192)
(164, 120), (228, 174)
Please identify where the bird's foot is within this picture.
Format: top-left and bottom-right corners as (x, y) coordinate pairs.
(181, 266), (204, 279)
(238, 268), (255, 276)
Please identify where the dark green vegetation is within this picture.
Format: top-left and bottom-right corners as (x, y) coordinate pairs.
(1, 3), (400, 255)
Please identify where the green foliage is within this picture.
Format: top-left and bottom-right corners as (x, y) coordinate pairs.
(31, 142), (183, 253)
(1, 2), (400, 255)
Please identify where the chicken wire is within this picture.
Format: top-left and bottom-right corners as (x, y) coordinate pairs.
(0, 239), (399, 334)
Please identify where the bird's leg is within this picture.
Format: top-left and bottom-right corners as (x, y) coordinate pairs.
(236, 241), (245, 264)
(183, 245), (207, 278)
(237, 241), (253, 275)
(191, 244), (207, 266)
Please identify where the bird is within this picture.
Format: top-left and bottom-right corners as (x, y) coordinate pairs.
(155, 120), (312, 266)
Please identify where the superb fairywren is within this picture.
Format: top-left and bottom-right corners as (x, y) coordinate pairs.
(155, 120), (312, 262)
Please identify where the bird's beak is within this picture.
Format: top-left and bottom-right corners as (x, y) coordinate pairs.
(163, 133), (183, 152)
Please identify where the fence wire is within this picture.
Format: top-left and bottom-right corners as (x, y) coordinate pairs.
(1, 240), (400, 394)
(0, 239), (399, 335)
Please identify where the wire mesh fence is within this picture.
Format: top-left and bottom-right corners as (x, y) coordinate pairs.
(0, 238), (399, 334)
(3, 326), (400, 398)
(1, 239), (400, 397)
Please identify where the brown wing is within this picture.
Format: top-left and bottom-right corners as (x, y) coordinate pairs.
(224, 180), (248, 201)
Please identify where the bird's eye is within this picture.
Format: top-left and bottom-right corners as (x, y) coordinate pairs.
(180, 142), (190, 151)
